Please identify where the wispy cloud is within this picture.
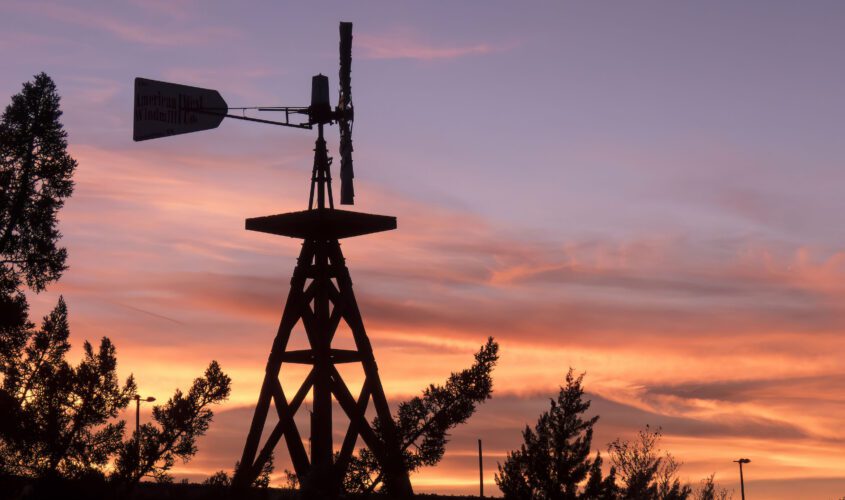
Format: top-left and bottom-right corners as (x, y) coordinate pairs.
(160, 67), (287, 104)
(64, 76), (121, 105)
(357, 29), (511, 61)
(19, 2), (238, 48)
(35, 139), (845, 495)
(0, 31), (67, 51)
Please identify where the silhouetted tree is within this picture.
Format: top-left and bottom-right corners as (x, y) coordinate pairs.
(0, 298), (136, 478)
(694, 474), (732, 500)
(283, 468), (300, 490)
(495, 369), (609, 500)
(608, 426), (692, 500)
(250, 453), (274, 489)
(0, 285), (32, 474)
(342, 337), (499, 493)
(0, 270), (30, 371)
(0, 72), (78, 472)
(112, 361), (231, 485)
(0, 72), (76, 294)
(496, 452), (534, 499)
(583, 453), (620, 500)
(206, 454), (275, 489)
(203, 470), (232, 487)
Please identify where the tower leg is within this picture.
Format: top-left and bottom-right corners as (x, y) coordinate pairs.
(328, 241), (414, 497)
(233, 242), (313, 489)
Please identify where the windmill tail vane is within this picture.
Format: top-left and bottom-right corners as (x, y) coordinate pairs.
(133, 22), (356, 206)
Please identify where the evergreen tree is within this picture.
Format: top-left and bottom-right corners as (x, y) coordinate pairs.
(0, 72), (76, 293)
(583, 453), (620, 500)
(0, 298), (136, 478)
(0, 73), (76, 471)
(495, 369), (605, 500)
(0, 71), (78, 473)
(342, 337), (499, 494)
(112, 361), (231, 485)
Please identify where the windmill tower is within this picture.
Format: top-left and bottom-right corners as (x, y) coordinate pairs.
(231, 26), (413, 495)
(133, 22), (413, 499)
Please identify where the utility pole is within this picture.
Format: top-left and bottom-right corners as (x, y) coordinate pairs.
(734, 458), (750, 500)
(478, 439), (484, 498)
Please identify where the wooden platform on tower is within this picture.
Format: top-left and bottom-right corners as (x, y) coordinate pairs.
(246, 208), (396, 240)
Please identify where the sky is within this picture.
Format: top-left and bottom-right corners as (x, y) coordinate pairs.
(3, 0), (845, 497)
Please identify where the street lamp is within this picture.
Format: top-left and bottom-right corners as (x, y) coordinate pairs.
(734, 458), (751, 500)
(134, 394), (156, 468)
(134, 395), (156, 436)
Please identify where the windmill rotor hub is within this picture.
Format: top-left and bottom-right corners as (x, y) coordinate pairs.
(309, 74), (354, 128)
(309, 74), (333, 125)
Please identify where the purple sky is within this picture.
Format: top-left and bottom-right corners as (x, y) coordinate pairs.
(3, 1), (845, 497)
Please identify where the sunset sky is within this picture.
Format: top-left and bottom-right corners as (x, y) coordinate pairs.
(3, 1), (845, 497)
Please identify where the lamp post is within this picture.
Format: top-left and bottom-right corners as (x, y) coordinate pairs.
(134, 395), (156, 436)
(134, 395), (156, 467)
(734, 458), (750, 500)
(478, 439), (483, 498)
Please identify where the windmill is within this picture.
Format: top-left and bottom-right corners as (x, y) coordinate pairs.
(133, 22), (414, 498)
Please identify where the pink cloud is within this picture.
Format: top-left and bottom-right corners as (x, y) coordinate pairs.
(356, 30), (510, 61)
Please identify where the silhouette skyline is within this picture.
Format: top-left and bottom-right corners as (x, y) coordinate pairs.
(2, 2), (845, 497)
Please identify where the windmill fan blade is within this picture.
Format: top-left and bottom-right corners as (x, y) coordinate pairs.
(339, 21), (355, 205)
(339, 22), (352, 111)
(340, 120), (354, 205)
